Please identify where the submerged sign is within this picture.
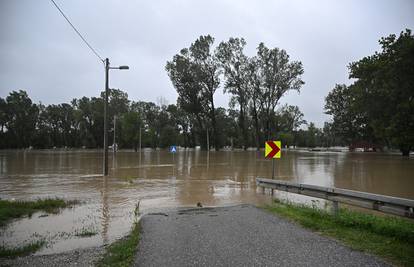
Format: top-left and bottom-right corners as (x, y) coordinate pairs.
(170, 146), (177, 153)
(265, 141), (281, 159)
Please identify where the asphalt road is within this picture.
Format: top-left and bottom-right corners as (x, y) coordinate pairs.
(134, 204), (388, 267)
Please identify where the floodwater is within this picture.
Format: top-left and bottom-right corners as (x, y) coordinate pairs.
(0, 149), (413, 254)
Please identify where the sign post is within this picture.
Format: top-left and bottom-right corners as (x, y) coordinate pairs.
(265, 141), (281, 195)
(170, 145), (177, 164)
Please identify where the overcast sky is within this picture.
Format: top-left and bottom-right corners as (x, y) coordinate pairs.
(1, 0), (413, 126)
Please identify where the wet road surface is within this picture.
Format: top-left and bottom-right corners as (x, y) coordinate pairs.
(134, 205), (388, 267)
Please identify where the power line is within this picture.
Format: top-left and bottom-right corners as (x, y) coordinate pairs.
(50, 0), (104, 63)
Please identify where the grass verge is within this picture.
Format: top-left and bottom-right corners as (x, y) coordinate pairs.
(263, 200), (414, 266)
(97, 221), (140, 267)
(0, 198), (78, 226)
(0, 240), (46, 258)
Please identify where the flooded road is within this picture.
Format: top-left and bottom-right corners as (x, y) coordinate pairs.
(0, 149), (413, 254)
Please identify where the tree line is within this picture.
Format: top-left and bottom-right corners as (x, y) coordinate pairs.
(0, 88), (323, 150)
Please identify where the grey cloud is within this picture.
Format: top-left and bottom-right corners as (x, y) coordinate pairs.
(1, 0), (413, 126)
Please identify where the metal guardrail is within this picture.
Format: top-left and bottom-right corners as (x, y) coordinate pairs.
(256, 178), (414, 218)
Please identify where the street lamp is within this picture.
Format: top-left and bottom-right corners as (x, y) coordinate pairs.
(103, 58), (129, 176)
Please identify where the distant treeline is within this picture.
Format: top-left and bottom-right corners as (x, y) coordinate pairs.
(0, 89), (331, 150)
(0, 30), (412, 155)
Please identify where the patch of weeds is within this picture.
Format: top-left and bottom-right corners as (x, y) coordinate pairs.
(97, 221), (140, 267)
(0, 198), (79, 226)
(74, 227), (98, 237)
(262, 200), (414, 266)
(0, 240), (46, 258)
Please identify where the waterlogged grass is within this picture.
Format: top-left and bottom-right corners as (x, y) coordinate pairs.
(0, 198), (78, 226)
(74, 226), (98, 237)
(263, 200), (414, 266)
(0, 198), (79, 257)
(97, 221), (140, 267)
(0, 240), (46, 258)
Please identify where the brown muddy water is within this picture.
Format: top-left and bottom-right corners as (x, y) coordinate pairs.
(0, 149), (413, 254)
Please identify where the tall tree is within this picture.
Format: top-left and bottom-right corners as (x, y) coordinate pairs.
(71, 96), (104, 148)
(33, 103), (51, 148)
(0, 98), (6, 134)
(0, 97), (7, 148)
(348, 29), (414, 155)
(247, 56), (263, 150)
(59, 103), (76, 147)
(324, 84), (368, 144)
(121, 111), (141, 151)
(190, 35), (221, 150)
(166, 36), (221, 149)
(256, 43), (304, 140)
(216, 37), (250, 149)
(325, 30), (414, 155)
(100, 88), (130, 119)
(4, 90), (39, 148)
(45, 104), (62, 146)
(277, 105), (306, 133)
(166, 47), (205, 145)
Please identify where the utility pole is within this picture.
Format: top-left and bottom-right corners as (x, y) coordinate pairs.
(103, 58), (109, 176)
(139, 126), (142, 166)
(113, 115), (117, 154)
(102, 58), (128, 176)
(206, 128), (209, 151)
(139, 126), (142, 152)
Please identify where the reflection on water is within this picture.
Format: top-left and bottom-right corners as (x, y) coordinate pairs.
(0, 149), (413, 254)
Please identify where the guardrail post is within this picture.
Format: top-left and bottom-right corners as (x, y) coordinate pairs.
(332, 201), (339, 216)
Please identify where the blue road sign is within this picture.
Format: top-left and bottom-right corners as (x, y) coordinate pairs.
(170, 146), (177, 153)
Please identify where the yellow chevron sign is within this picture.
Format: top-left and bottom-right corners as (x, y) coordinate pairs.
(265, 141), (281, 159)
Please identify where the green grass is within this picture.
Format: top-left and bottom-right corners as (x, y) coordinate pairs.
(263, 200), (414, 266)
(0, 240), (46, 258)
(0, 198), (78, 226)
(74, 226), (98, 237)
(97, 221), (140, 267)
